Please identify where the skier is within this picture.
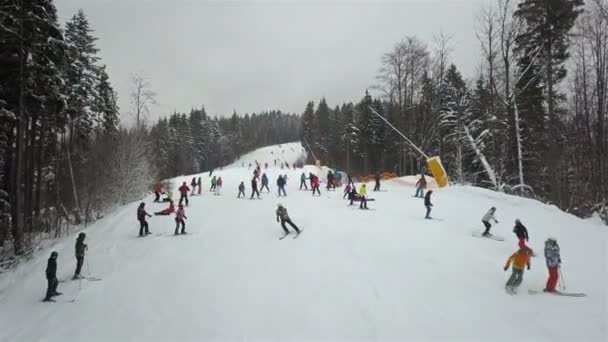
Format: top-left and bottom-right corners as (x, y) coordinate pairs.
(309, 172), (315, 189)
(335, 172), (342, 187)
(481, 207), (499, 236)
(373, 172), (381, 191)
(415, 174), (427, 197)
(424, 190), (433, 219)
(359, 184), (368, 209)
(250, 176), (260, 199)
(190, 177), (197, 195)
(73, 232), (88, 280)
(215, 177), (223, 196)
(326, 170), (335, 190)
(504, 248), (532, 294)
(238, 181), (246, 198)
(137, 202), (152, 236)
(312, 175), (321, 196)
(154, 201), (175, 216)
(343, 184), (352, 199)
(347, 174), (355, 187)
(349, 185), (358, 206)
(299, 172), (308, 190)
(43, 251), (60, 302)
(261, 173), (270, 192)
(544, 238), (561, 293)
(209, 175), (217, 192)
(513, 219), (530, 250)
(276, 204), (301, 237)
(154, 183), (164, 202)
(277, 175), (287, 197)
(174, 204), (187, 235)
(178, 182), (190, 206)
(197, 176), (202, 195)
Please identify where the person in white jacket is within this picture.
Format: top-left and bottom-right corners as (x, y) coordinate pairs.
(481, 207), (499, 236)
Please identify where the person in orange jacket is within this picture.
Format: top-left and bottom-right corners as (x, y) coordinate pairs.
(504, 248), (532, 294)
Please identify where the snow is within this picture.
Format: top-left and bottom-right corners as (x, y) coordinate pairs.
(0, 143), (606, 341)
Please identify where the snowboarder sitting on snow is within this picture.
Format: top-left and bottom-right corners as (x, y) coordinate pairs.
(359, 184), (368, 209)
(43, 251), (61, 302)
(513, 219), (530, 251)
(504, 248), (532, 294)
(344, 184), (352, 199)
(210, 176), (217, 192)
(481, 207), (499, 236)
(544, 238), (561, 293)
(424, 190), (433, 219)
(250, 177), (260, 199)
(277, 175), (287, 197)
(238, 181), (246, 198)
(155, 201), (175, 216)
(175, 204), (187, 235)
(415, 174), (427, 197)
(261, 173), (270, 192)
(137, 202), (152, 236)
(299, 172), (308, 190)
(373, 172), (381, 191)
(276, 204), (301, 236)
(73, 232), (88, 280)
(154, 183), (164, 202)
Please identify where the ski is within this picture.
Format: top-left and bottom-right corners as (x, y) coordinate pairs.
(528, 289), (586, 297)
(472, 232), (505, 241)
(293, 230), (303, 239)
(278, 233), (290, 240)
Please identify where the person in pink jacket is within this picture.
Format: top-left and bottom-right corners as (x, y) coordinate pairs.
(175, 204), (188, 235)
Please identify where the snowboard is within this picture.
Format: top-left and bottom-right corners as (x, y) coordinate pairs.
(528, 289), (586, 297)
(472, 232), (505, 241)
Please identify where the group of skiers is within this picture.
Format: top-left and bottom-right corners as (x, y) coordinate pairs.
(43, 233), (88, 302)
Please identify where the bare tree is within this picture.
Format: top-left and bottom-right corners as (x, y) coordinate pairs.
(432, 29), (453, 89)
(130, 74), (157, 127)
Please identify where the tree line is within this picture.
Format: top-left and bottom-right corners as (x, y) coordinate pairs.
(301, 0), (607, 223)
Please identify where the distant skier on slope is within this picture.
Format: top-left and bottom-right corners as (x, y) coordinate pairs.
(373, 172), (381, 191)
(277, 175), (287, 197)
(261, 173), (270, 192)
(544, 238), (561, 293)
(215, 177), (223, 196)
(300, 172), (308, 190)
(250, 177), (260, 199)
(424, 190), (433, 219)
(137, 202), (152, 236)
(481, 207), (499, 236)
(73, 232), (88, 280)
(178, 182), (190, 206)
(312, 175), (321, 196)
(43, 251), (60, 302)
(326, 170), (335, 190)
(276, 204), (301, 237)
(513, 219), (530, 251)
(190, 177), (198, 195)
(415, 174), (427, 197)
(174, 204), (187, 235)
(504, 248), (532, 294)
(359, 184), (368, 209)
(309, 172), (315, 189)
(344, 184), (352, 199)
(238, 181), (246, 198)
(209, 175), (217, 192)
(154, 201), (175, 216)
(154, 183), (164, 202)
(197, 177), (202, 195)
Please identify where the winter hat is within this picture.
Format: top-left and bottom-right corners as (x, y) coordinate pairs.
(515, 219), (521, 225)
(78, 232), (86, 239)
(50, 251), (58, 258)
(277, 203), (283, 208)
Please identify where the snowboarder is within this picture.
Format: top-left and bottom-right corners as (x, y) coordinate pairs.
(73, 232), (88, 280)
(276, 204), (301, 237)
(43, 251), (60, 302)
(513, 219), (530, 251)
(424, 190), (433, 219)
(415, 174), (427, 197)
(299, 172), (308, 190)
(209, 175), (217, 192)
(544, 238), (561, 292)
(238, 181), (246, 198)
(326, 171), (335, 190)
(154, 183), (164, 202)
(261, 173), (270, 192)
(197, 177), (202, 195)
(174, 204), (187, 235)
(481, 207), (499, 236)
(250, 177), (260, 199)
(137, 202), (152, 236)
(190, 177), (197, 195)
(504, 248), (532, 294)
(178, 182), (190, 206)
(215, 177), (223, 195)
(277, 175), (287, 197)
(344, 184), (352, 199)
(359, 184), (368, 209)
(373, 172), (381, 191)
(312, 175), (321, 196)
(154, 201), (175, 216)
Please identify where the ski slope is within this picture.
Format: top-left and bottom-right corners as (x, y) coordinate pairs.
(0, 143), (606, 342)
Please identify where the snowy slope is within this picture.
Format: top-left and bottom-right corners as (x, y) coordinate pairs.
(0, 143), (606, 342)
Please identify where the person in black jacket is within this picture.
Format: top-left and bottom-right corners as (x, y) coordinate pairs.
(137, 203), (152, 237)
(373, 172), (381, 191)
(277, 175), (287, 197)
(424, 190), (433, 219)
(73, 232), (88, 279)
(250, 177), (260, 199)
(44, 251), (60, 302)
(513, 219), (530, 250)
(238, 181), (246, 198)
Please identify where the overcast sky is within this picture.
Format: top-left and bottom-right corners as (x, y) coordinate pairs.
(55, 0), (490, 123)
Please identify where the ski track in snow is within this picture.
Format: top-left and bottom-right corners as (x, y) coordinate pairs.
(0, 141), (607, 341)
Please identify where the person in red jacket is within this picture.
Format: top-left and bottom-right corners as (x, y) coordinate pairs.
(178, 182), (190, 206)
(137, 202), (152, 237)
(312, 176), (321, 196)
(154, 183), (164, 202)
(174, 204), (187, 235)
(154, 201), (175, 216)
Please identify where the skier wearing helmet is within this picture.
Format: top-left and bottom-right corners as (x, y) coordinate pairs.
(513, 219), (530, 250)
(43, 251), (60, 302)
(481, 207), (499, 237)
(73, 232), (88, 279)
(276, 204), (301, 238)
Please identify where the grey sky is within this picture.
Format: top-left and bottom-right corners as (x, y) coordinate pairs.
(55, 0), (489, 123)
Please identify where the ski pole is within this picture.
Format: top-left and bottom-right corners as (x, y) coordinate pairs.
(86, 256), (91, 277)
(559, 266), (566, 290)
